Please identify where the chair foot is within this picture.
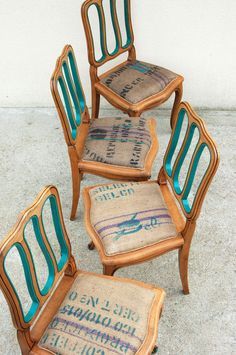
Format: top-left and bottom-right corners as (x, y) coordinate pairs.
(152, 345), (158, 353)
(179, 247), (190, 295)
(183, 288), (190, 295)
(88, 241), (95, 250)
(92, 89), (100, 119)
(103, 265), (116, 276)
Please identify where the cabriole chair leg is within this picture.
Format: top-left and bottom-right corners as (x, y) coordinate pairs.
(70, 170), (82, 221)
(103, 265), (116, 276)
(178, 246), (190, 295)
(92, 89), (101, 119)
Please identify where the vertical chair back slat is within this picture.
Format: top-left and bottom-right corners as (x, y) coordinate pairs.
(67, 51), (86, 113)
(172, 124), (200, 194)
(82, 0), (135, 67)
(3, 242), (41, 325)
(123, 0), (133, 48)
(62, 60), (83, 125)
(58, 74), (78, 140)
(51, 45), (88, 147)
(24, 216), (56, 296)
(37, 214), (58, 281)
(109, 0), (122, 54)
(0, 186), (72, 330)
(163, 102), (219, 220)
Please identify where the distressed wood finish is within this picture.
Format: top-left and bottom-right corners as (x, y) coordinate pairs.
(81, 0), (183, 125)
(83, 102), (220, 294)
(0, 186), (165, 355)
(51, 45), (158, 220)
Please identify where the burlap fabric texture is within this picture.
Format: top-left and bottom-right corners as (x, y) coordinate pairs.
(89, 181), (178, 256)
(101, 60), (178, 104)
(39, 273), (157, 355)
(82, 116), (153, 169)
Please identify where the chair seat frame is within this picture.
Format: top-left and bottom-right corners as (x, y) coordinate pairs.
(95, 60), (184, 121)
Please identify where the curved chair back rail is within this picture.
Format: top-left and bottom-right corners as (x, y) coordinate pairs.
(51, 45), (90, 148)
(81, 0), (135, 67)
(0, 186), (75, 332)
(162, 102), (219, 221)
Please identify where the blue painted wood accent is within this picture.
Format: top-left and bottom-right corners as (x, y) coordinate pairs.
(24, 217), (55, 296)
(68, 51), (86, 113)
(182, 144), (211, 213)
(3, 244), (39, 323)
(173, 124), (200, 195)
(47, 195), (69, 271)
(58, 76), (77, 140)
(165, 108), (187, 177)
(164, 108), (212, 214)
(123, 0), (132, 48)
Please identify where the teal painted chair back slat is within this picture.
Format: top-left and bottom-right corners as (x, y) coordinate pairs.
(51, 45), (88, 145)
(163, 102), (219, 220)
(82, 0), (134, 66)
(0, 186), (73, 329)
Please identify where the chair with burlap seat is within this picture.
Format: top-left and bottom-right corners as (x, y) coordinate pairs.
(51, 45), (158, 220)
(0, 185), (165, 355)
(83, 102), (220, 294)
(81, 0), (184, 126)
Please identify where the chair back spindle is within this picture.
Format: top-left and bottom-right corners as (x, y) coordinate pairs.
(163, 102), (219, 221)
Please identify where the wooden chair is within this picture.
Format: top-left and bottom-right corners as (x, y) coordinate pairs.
(51, 45), (158, 221)
(0, 185), (165, 355)
(81, 0), (184, 126)
(83, 102), (220, 294)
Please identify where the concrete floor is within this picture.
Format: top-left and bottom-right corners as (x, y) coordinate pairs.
(0, 107), (235, 355)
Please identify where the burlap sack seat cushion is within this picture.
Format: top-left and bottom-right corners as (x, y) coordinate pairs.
(39, 273), (157, 355)
(82, 116), (153, 169)
(100, 60), (178, 104)
(89, 182), (178, 256)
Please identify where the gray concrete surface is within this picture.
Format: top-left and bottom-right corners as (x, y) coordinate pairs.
(0, 107), (235, 355)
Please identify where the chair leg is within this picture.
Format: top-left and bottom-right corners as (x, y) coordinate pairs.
(88, 241), (95, 250)
(92, 87), (100, 119)
(178, 246), (190, 295)
(69, 147), (82, 221)
(70, 168), (82, 221)
(103, 265), (116, 276)
(170, 83), (183, 128)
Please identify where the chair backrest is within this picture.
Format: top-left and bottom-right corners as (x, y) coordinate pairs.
(0, 186), (73, 331)
(81, 0), (135, 68)
(51, 45), (89, 148)
(163, 102), (219, 221)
